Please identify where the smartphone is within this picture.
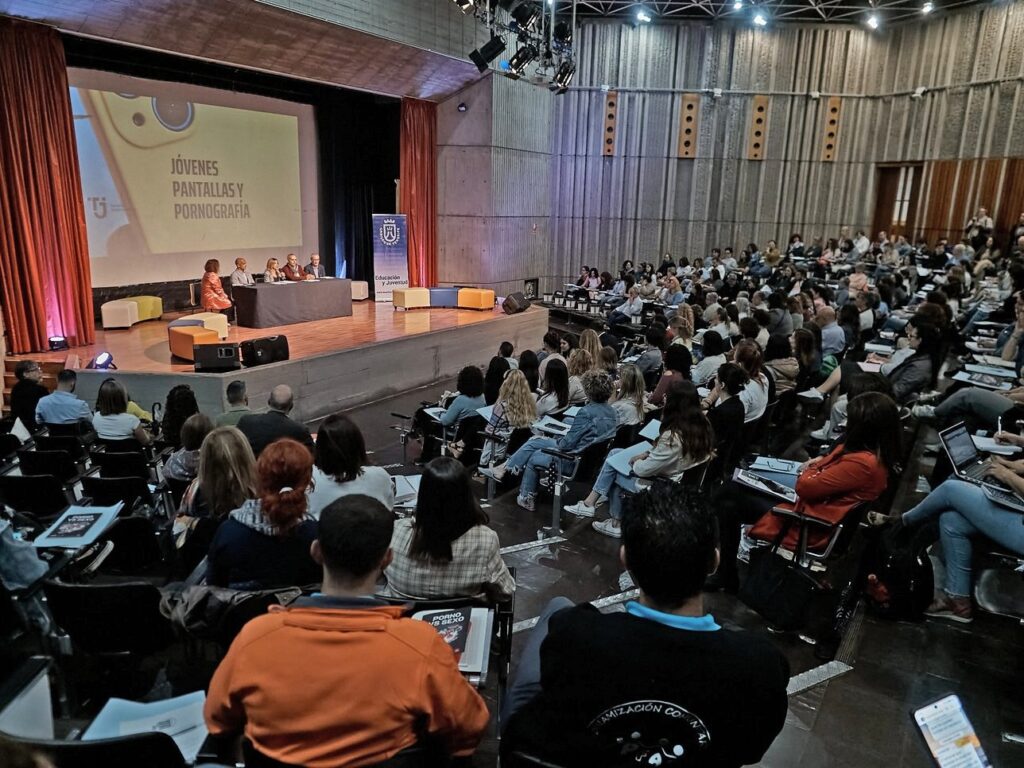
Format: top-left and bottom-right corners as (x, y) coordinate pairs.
(912, 694), (991, 767)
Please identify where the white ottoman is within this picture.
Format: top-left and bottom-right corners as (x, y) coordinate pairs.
(192, 311), (230, 339)
(351, 280), (369, 301)
(101, 299), (140, 330)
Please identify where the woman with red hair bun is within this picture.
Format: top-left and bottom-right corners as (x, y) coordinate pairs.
(206, 438), (320, 590)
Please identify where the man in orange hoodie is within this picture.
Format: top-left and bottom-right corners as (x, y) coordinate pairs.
(204, 494), (490, 766)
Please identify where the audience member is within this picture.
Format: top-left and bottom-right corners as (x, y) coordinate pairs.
(204, 494), (488, 765)
(92, 378), (152, 444)
(635, 326), (665, 375)
(206, 437), (320, 590)
(484, 354), (512, 406)
(216, 380), (251, 427)
(535, 358), (571, 417)
(481, 369), (537, 465)
(610, 364), (645, 426)
(164, 412), (215, 482)
(518, 349), (540, 391)
(237, 384), (315, 456)
(499, 340), (519, 369)
(649, 344), (693, 406)
(566, 349), (592, 404)
(308, 413), (394, 517)
(162, 383), (200, 449)
(691, 330), (727, 386)
(10, 360), (48, 431)
(384, 457), (515, 600)
(34, 368), (90, 426)
(501, 483), (789, 766)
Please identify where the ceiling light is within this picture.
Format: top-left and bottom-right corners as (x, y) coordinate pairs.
(469, 35), (506, 73)
(553, 20), (572, 53)
(504, 43), (539, 79)
(636, 10), (652, 23)
(549, 60), (576, 94)
(450, 0), (474, 12)
(753, 13), (767, 26)
(733, 0), (743, 8)
(866, 14), (879, 29)
(922, 1), (934, 12)
(509, 1), (542, 31)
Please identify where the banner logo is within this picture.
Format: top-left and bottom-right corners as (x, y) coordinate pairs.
(379, 218), (401, 246)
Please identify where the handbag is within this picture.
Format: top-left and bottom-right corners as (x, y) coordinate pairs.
(739, 524), (821, 631)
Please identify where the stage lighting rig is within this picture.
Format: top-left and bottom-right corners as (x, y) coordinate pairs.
(505, 43), (539, 79)
(450, 0), (475, 12)
(470, 35), (506, 72)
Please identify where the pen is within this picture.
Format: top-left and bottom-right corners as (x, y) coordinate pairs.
(998, 416), (1002, 437)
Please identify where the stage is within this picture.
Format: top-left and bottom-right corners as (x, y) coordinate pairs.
(16, 301), (549, 425)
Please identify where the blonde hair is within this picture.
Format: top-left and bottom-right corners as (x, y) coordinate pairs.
(498, 369), (537, 428)
(198, 426), (258, 518)
(264, 257), (278, 272)
(616, 364), (646, 422)
(669, 308), (694, 341)
(579, 329), (603, 368)
(568, 348), (594, 377)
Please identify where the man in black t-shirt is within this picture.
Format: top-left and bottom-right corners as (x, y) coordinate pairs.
(9, 361), (48, 432)
(501, 481), (789, 767)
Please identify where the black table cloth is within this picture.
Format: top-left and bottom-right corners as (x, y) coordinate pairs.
(233, 279), (353, 328)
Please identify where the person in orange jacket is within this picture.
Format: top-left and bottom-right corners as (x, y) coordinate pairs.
(204, 494), (490, 767)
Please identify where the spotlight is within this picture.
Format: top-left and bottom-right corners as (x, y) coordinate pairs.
(450, 0), (474, 12)
(457, 102), (468, 112)
(509, 1), (541, 32)
(733, 0), (743, 8)
(753, 12), (768, 26)
(469, 35), (506, 73)
(922, 1), (934, 12)
(87, 351), (116, 370)
(866, 14), (879, 29)
(636, 9), (652, 23)
(553, 20), (572, 53)
(549, 60), (576, 94)
(48, 335), (69, 351)
(504, 43), (539, 79)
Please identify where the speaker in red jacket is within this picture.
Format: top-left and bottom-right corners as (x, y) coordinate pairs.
(502, 292), (531, 315)
(240, 335), (290, 367)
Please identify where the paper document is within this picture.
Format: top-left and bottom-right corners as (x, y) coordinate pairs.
(732, 468), (798, 503)
(966, 341), (998, 354)
(392, 475), (421, 504)
(563, 406), (582, 418)
(608, 441), (653, 476)
(83, 691), (207, 763)
(864, 343), (894, 355)
(10, 418), (31, 443)
(32, 504), (123, 549)
(973, 355), (1014, 369)
(423, 407), (446, 421)
(639, 419), (661, 440)
(858, 362), (883, 373)
(971, 436), (1022, 456)
(964, 364), (1016, 379)
(476, 405), (495, 422)
(534, 416), (571, 436)
(952, 371), (1013, 391)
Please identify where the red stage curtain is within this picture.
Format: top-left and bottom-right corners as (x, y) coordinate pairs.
(0, 19), (94, 353)
(399, 98), (437, 288)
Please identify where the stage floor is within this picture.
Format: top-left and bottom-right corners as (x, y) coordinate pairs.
(14, 300), (513, 374)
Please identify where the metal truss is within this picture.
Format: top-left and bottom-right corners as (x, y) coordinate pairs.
(549, 0), (981, 24)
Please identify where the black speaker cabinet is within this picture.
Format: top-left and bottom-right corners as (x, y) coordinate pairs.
(502, 292), (531, 315)
(241, 335), (290, 367)
(193, 342), (241, 373)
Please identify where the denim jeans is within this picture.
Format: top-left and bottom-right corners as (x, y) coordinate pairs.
(592, 449), (642, 520)
(934, 388), (1013, 431)
(505, 436), (564, 498)
(903, 479), (1024, 596)
(500, 596), (574, 730)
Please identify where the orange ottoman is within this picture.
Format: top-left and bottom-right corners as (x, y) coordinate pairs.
(458, 288), (495, 310)
(169, 326), (219, 361)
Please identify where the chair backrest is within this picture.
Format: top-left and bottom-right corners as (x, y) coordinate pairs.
(0, 433), (21, 461)
(95, 437), (146, 453)
(164, 476), (191, 507)
(243, 739), (440, 767)
(44, 422), (94, 440)
(81, 475), (153, 510)
(34, 434), (88, 462)
(16, 448), (78, 482)
(679, 456), (712, 489)
(1, 730), (186, 768)
(452, 414), (488, 467)
(188, 281), (201, 307)
(0, 474), (70, 520)
(817, 500), (873, 560)
(98, 516), (164, 575)
(611, 422), (642, 449)
(507, 427), (533, 457)
(43, 579), (175, 655)
(93, 450), (150, 479)
(573, 438), (614, 482)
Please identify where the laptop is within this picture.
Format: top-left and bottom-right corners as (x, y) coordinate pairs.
(939, 423), (997, 483)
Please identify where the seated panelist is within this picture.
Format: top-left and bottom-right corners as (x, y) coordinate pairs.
(264, 257), (283, 283)
(305, 253), (326, 279)
(282, 253), (313, 282)
(202, 258), (233, 313)
(230, 257), (255, 286)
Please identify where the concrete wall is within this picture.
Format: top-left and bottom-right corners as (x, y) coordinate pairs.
(436, 2), (1024, 293)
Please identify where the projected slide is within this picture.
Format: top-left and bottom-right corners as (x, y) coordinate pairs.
(69, 70), (318, 287)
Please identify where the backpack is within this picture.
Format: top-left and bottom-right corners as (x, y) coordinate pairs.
(860, 520), (936, 621)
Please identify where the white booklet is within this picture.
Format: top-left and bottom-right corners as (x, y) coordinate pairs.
(32, 504), (123, 549)
(964, 363), (1016, 379)
(858, 362), (883, 373)
(973, 355), (1014, 369)
(732, 468), (798, 503)
(972, 435), (1022, 456)
(10, 417), (31, 443)
(951, 371), (1013, 391)
(749, 456), (802, 475)
(966, 341), (998, 354)
(562, 406), (582, 418)
(423, 407), (446, 421)
(864, 343), (894, 355)
(608, 441), (653, 476)
(83, 691), (207, 763)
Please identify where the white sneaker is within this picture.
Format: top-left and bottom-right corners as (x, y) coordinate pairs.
(564, 501), (596, 518)
(479, 464), (507, 481)
(912, 404), (936, 419)
(798, 389), (824, 401)
(592, 519), (621, 538)
(810, 426), (830, 441)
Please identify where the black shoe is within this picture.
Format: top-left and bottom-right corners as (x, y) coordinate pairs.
(703, 572), (739, 594)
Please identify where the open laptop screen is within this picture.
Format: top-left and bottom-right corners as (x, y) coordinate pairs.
(940, 423), (980, 471)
